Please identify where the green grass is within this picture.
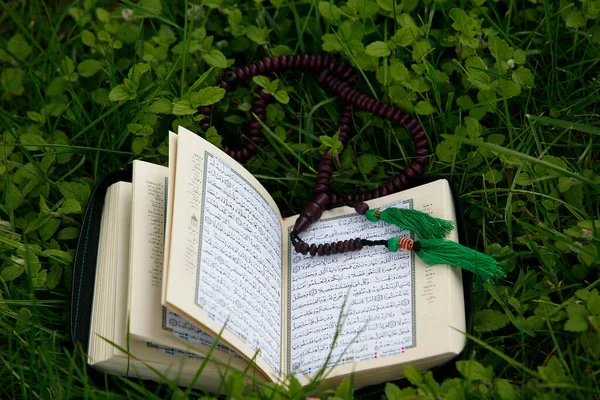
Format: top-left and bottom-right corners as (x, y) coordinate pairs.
(1, 0), (600, 398)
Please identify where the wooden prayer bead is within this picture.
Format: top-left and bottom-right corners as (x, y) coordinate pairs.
(354, 202), (369, 215)
(415, 148), (430, 156)
(313, 184), (328, 193)
(272, 56), (280, 72)
(337, 241), (345, 253)
(300, 242), (309, 255)
(404, 166), (417, 179)
(294, 216), (311, 233)
(398, 172), (409, 187)
(410, 162), (424, 175)
(414, 157), (428, 166)
(413, 131), (426, 142)
(331, 242), (338, 254)
(235, 67), (246, 80)
(406, 119), (419, 131)
(355, 238), (363, 250)
(309, 244), (317, 256)
(248, 64), (258, 76)
(349, 239), (356, 251)
(303, 202), (323, 221)
(314, 192), (330, 209)
(323, 243), (331, 255)
(317, 244), (324, 256)
(414, 139), (428, 149)
(319, 164), (334, 174)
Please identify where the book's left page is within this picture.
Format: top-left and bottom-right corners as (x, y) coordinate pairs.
(127, 159), (249, 370)
(164, 126), (287, 382)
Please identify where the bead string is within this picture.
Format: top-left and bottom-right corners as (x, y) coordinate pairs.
(202, 53), (431, 255)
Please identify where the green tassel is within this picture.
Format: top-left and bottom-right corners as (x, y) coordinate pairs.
(366, 208), (454, 239)
(388, 237), (505, 282)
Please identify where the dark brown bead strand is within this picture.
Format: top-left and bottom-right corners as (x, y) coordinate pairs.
(203, 53), (430, 242)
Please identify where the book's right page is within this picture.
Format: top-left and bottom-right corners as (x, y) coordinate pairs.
(283, 179), (466, 386)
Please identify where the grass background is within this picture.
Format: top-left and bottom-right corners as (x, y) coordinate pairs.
(1, 0), (599, 398)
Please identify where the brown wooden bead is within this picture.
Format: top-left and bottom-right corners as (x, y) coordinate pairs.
(304, 202), (323, 221)
(277, 55), (287, 69)
(342, 240), (350, 251)
(249, 121), (261, 130)
(294, 242), (301, 252)
(317, 171), (331, 181)
(314, 192), (331, 209)
(294, 216), (311, 233)
(256, 61), (266, 74)
(340, 86), (351, 100)
(392, 176), (403, 190)
(316, 178), (330, 186)
(385, 181), (395, 193)
(218, 80), (230, 89)
(252, 98), (266, 108)
(356, 238), (363, 250)
(314, 184), (329, 193)
(235, 67), (246, 80)
(317, 244), (324, 256)
(242, 66), (251, 78)
(323, 243), (331, 255)
(246, 143), (257, 153)
(200, 122), (210, 131)
(415, 148), (430, 156)
(385, 106), (395, 120)
(399, 114), (410, 125)
(341, 67), (353, 80)
(309, 244), (317, 256)
(199, 107), (211, 115)
(413, 131), (426, 142)
(406, 119), (419, 131)
(415, 157), (429, 166)
(414, 139), (428, 149)
(337, 241), (345, 253)
(272, 56), (280, 72)
(404, 166), (417, 179)
(410, 162), (424, 175)
(300, 242), (309, 255)
(262, 57), (273, 71)
(331, 242), (338, 254)
(391, 109), (404, 123)
(380, 187), (389, 197)
(300, 53), (309, 67)
(248, 64), (258, 76)
(240, 148), (249, 160)
(398, 172), (409, 187)
(349, 240), (356, 251)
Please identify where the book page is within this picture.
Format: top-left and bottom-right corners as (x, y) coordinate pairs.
(286, 200), (415, 375)
(128, 160), (245, 366)
(283, 180), (466, 383)
(165, 127), (285, 380)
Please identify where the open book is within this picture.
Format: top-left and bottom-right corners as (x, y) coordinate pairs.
(81, 126), (467, 392)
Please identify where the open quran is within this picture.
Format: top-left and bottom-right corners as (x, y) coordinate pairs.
(73, 126), (468, 392)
